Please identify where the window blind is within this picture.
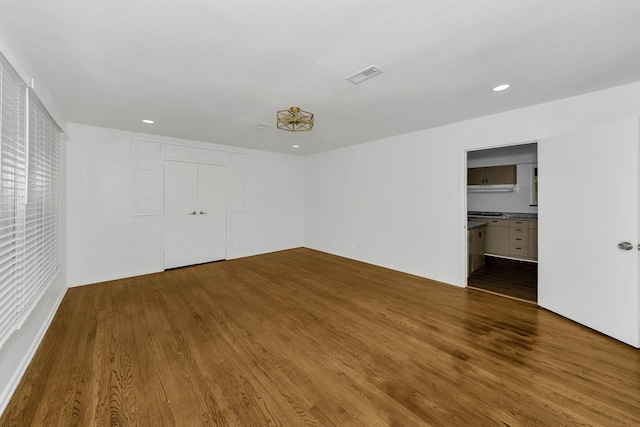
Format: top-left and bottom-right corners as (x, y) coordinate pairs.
(17, 95), (61, 326)
(0, 57), (26, 348)
(0, 52), (61, 349)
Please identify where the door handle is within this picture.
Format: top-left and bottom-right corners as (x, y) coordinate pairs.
(188, 211), (197, 215)
(617, 241), (633, 250)
(200, 211), (208, 215)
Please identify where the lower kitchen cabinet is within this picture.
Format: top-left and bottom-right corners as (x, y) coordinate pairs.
(510, 220), (529, 257)
(469, 217), (538, 261)
(468, 225), (487, 276)
(528, 220), (538, 259)
(484, 218), (510, 256)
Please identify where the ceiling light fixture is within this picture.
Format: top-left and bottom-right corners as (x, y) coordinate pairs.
(277, 106), (314, 132)
(142, 119), (155, 124)
(292, 145), (299, 148)
(492, 84), (511, 92)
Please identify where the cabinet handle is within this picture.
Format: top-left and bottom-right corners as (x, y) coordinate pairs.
(188, 211), (197, 215)
(200, 211), (208, 215)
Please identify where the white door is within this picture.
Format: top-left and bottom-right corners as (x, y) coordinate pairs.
(195, 163), (227, 263)
(164, 161), (227, 269)
(539, 117), (639, 347)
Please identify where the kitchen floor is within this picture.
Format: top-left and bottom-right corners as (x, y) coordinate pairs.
(467, 256), (537, 303)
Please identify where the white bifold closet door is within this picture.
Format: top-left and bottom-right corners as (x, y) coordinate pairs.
(164, 161), (227, 269)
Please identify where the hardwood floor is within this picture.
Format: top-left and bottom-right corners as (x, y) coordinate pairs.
(2, 248), (639, 426)
(468, 256), (538, 303)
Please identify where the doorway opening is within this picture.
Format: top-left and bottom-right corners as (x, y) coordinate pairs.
(466, 143), (538, 303)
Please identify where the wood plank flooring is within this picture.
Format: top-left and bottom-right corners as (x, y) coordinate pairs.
(468, 256), (538, 303)
(2, 248), (639, 426)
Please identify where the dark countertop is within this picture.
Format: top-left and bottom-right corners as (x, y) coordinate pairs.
(468, 220), (488, 230)
(468, 212), (537, 221)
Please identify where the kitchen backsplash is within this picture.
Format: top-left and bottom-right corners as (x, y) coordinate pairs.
(467, 185), (538, 214)
(467, 163), (538, 214)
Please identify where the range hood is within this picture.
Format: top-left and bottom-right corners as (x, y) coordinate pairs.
(467, 184), (517, 193)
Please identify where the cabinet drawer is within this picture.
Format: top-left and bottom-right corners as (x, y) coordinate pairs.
(510, 234), (529, 245)
(510, 219), (529, 227)
(510, 226), (528, 238)
(486, 219), (510, 227)
(510, 245), (529, 257)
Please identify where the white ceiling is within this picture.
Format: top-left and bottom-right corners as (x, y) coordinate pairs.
(2, 0), (640, 155)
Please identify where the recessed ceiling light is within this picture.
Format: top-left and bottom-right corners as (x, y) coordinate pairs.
(492, 84), (511, 92)
(142, 119), (154, 124)
(292, 145), (299, 148)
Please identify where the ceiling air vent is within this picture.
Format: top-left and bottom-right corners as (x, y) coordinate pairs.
(346, 65), (383, 84)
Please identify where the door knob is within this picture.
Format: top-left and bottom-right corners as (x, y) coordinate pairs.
(188, 211), (197, 215)
(200, 211), (208, 215)
(617, 241), (633, 250)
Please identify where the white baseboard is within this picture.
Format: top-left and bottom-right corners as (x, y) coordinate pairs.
(67, 268), (163, 288)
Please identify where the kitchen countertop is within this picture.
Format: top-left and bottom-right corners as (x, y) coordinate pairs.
(468, 220), (488, 230)
(468, 212), (537, 221)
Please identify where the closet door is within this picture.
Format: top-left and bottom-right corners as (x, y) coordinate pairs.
(164, 161), (227, 269)
(194, 163), (227, 264)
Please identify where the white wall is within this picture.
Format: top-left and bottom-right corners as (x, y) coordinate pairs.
(304, 133), (462, 284)
(66, 123), (303, 287)
(230, 150), (304, 258)
(467, 143), (537, 167)
(304, 82), (640, 345)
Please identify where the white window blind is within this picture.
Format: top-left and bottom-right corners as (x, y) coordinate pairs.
(0, 52), (61, 349)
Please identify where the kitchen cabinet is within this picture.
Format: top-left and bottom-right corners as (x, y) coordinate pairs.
(467, 165), (517, 185)
(468, 224), (487, 276)
(482, 218), (510, 256)
(528, 220), (538, 259)
(468, 217), (538, 261)
(510, 220), (529, 257)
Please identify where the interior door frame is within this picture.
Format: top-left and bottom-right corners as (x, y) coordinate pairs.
(161, 159), (230, 269)
(459, 141), (539, 295)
